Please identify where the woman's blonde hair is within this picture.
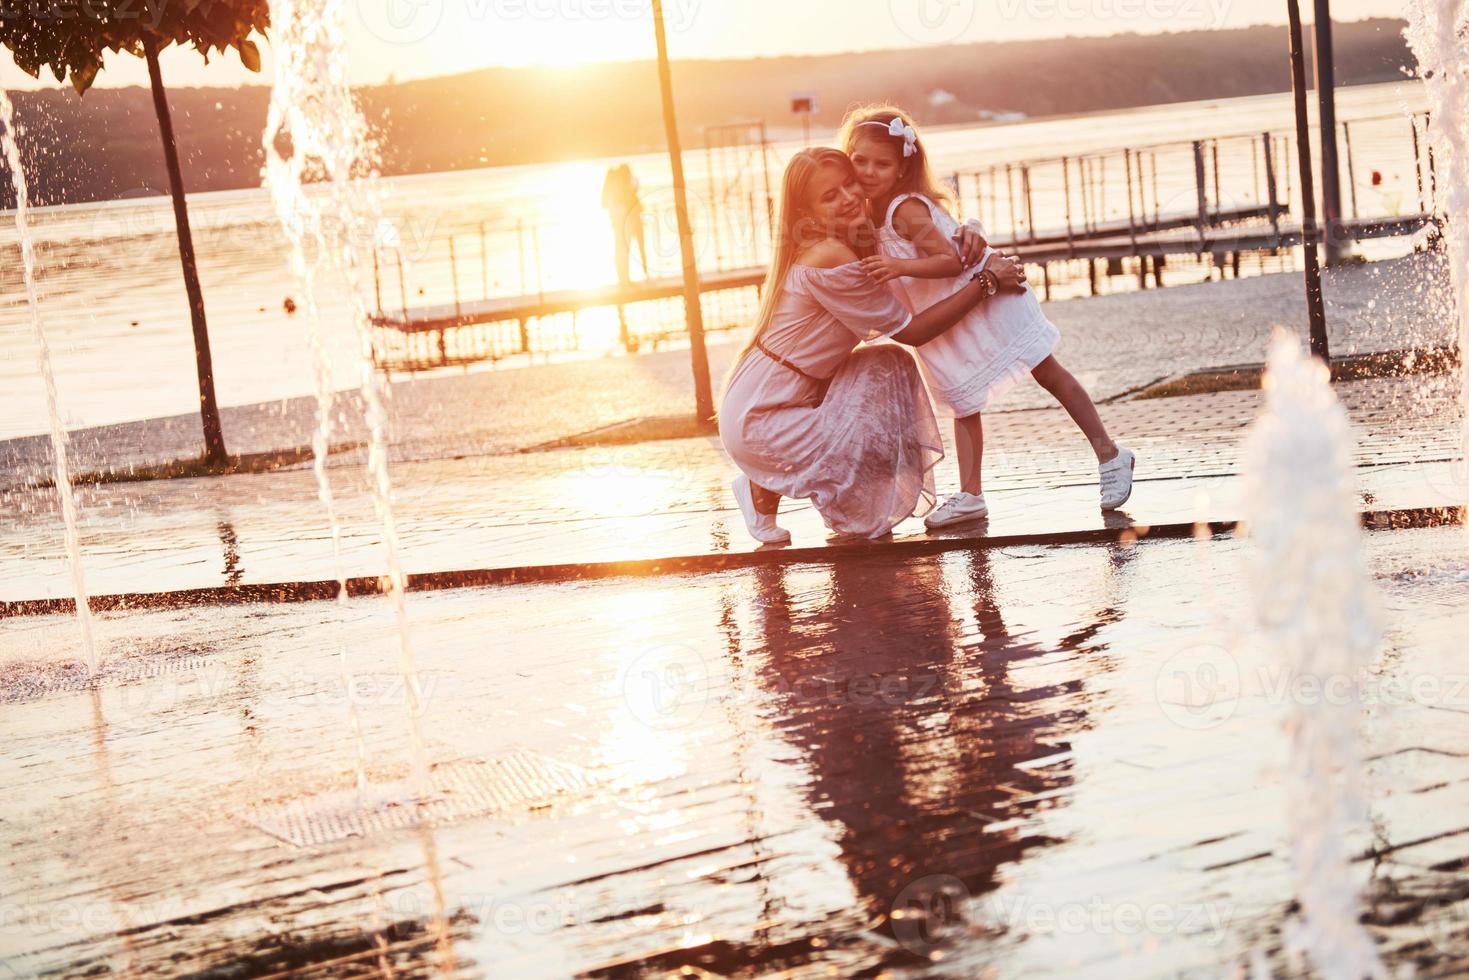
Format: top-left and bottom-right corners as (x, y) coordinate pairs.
(721, 147), (858, 398)
(838, 104), (954, 215)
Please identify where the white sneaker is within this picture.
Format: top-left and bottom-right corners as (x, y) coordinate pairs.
(924, 492), (990, 529)
(1099, 447), (1136, 510)
(731, 475), (791, 544)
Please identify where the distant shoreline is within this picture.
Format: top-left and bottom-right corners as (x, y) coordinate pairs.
(0, 79), (1416, 219)
(2, 18), (1414, 209)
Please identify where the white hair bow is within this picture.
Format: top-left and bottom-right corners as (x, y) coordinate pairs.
(886, 118), (918, 158)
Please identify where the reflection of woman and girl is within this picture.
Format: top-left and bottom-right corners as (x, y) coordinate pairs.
(730, 551), (1115, 967)
(719, 107), (1136, 544)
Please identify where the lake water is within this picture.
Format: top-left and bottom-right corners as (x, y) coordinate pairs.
(0, 78), (1429, 441)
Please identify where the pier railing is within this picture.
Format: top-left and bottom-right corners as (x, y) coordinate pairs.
(370, 111), (1439, 372)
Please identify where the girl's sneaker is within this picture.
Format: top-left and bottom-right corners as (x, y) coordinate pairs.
(924, 492), (989, 529)
(732, 475), (791, 544)
(1099, 447), (1136, 510)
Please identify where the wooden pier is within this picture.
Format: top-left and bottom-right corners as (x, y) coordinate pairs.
(371, 265), (765, 335)
(370, 110), (1442, 372)
(371, 208), (1432, 371)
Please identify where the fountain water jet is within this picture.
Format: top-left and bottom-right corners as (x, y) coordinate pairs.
(1404, 1), (1469, 516)
(261, 50), (392, 972)
(262, 0), (456, 969)
(1242, 331), (1385, 980)
(1, 84), (98, 675)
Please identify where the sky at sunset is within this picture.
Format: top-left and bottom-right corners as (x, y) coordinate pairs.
(2, 0), (1408, 91)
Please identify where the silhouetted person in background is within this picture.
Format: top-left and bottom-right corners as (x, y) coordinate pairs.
(602, 163), (648, 286)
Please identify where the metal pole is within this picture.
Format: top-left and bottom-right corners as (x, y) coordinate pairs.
(1006, 164), (1017, 243)
(517, 218), (527, 294)
(1263, 132), (1282, 242)
(395, 251), (408, 317)
(1342, 121), (1359, 220)
(372, 247), (382, 315)
(705, 129), (723, 266)
(531, 226), (544, 303)
(448, 235), (461, 318)
(653, 0), (713, 420)
(1426, 111), (1438, 208)
(1287, 0), (1330, 361)
(746, 190), (758, 264)
(1251, 137), (1260, 203)
(1124, 149), (1137, 249)
(1192, 140), (1208, 249)
(1411, 115), (1427, 213)
(1081, 158), (1093, 233)
(478, 221), (488, 299)
(1313, 0), (1346, 265)
(1210, 141), (1221, 222)
(1282, 135), (1293, 210)
(1023, 165), (1036, 243)
(759, 121), (774, 235)
(1150, 152), (1160, 222)
(1134, 151), (1147, 228)
(1062, 156), (1074, 252)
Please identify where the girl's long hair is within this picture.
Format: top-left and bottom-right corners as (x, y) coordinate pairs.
(721, 147), (858, 399)
(838, 104), (954, 216)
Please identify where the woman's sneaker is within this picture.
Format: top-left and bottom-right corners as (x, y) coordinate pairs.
(732, 475), (791, 544)
(924, 492), (989, 529)
(1099, 447), (1136, 510)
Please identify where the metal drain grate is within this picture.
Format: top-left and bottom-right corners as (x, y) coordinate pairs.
(0, 654), (212, 704)
(245, 749), (595, 847)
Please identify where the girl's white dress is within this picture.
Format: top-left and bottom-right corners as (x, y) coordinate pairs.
(719, 262), (942, 539)
(878, 193), (1059, 418)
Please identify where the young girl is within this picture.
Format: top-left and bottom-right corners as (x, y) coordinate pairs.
(841, 106), (1136, 525)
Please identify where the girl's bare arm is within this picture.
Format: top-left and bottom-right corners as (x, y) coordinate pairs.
(859, 199), (963, 283)
(893, 199), (964, 277)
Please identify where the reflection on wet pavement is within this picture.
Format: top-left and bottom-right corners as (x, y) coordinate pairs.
(1, 528), (1467, 976)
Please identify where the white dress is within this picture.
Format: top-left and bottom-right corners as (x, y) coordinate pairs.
(878, 193), (1059, 418)
(718, 262), (943, 538)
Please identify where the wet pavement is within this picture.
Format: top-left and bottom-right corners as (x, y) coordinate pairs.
(2, 372), (1463, 606)
(3, 249), (1468, 978)
(2, 527), (1468, 976)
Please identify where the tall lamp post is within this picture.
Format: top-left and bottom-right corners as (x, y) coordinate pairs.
(652, 0), (714, 421)
(1286, 0), (1331, 362)
(1313, 0), (1346, 266)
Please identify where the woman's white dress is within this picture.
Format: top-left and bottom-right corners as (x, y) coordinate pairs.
(718, 262), (942, 539)
(878, 193), (1059, 418)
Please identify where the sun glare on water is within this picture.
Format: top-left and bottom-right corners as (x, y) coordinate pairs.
(533, 160), (627, 353)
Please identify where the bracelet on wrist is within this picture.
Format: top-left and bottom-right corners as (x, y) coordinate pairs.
(970, 269), (998, 298)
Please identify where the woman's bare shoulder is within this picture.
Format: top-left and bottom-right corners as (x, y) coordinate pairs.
(794, 239), (860, 270)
